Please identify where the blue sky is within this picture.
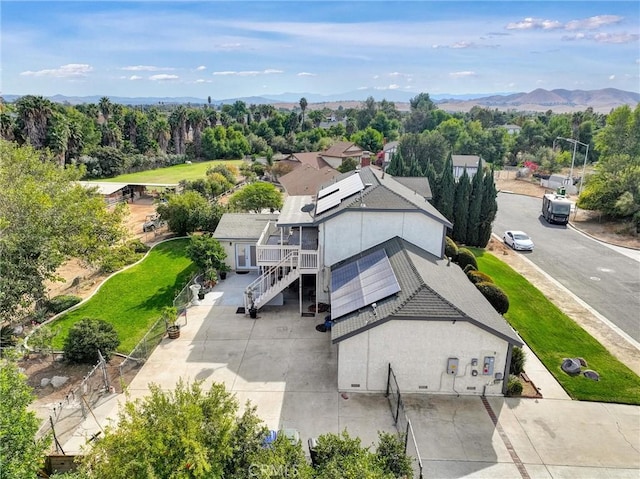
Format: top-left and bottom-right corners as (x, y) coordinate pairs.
(2, 1), (639, 99)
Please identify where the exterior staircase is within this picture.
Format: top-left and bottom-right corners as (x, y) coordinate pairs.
(245, 250), (300, 311)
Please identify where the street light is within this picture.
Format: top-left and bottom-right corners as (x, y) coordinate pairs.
(554, 137), (590, 193)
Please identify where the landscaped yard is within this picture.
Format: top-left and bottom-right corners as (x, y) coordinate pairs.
(471, 248), (640, 405)
(99, 159), (243, 184)
(50, 238), (195, 353)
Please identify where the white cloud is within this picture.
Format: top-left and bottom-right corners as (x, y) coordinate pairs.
(609, 75), (616, 80)
(562, 32), (639, 44)
(149, 74), (179, 81)
(196, 65), (206, 71)
(297, 72), (316, 76)
(195, 79), (212, 83)
(374, 84), (400, 90)
(212, 69), (283, 76)
(565, 15), (623, 30)
(593, 32), (639, 44)
(506, 17), (562, 30)
(129, 75), (143, 80)
(449, 71), (476, 78)
(20, 63), (93, 78)
(122, 65), (174, 71)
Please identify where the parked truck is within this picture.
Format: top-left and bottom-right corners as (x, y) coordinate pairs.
(542, 189), (572, 225)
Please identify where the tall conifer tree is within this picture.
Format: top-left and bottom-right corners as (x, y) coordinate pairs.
(452, 168), (471, 242)
(478, 168), (498, 247)
(438, 156), (455, 222)
(466, 158), (484, 245)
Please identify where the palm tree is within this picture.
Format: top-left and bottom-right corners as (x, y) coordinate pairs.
(15, 95), (53, 149)
(299, 97), (308, 127)
(99, 96), (112, 123)
(168, 106), (188, 155)
(152, 117), (170, 154)
(187, 108), (206, 159)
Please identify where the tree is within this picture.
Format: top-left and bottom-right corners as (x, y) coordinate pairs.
(63, 318), (120, 364)
(186, 234), (227, 271)
(156, 190), (211, 235)
(477, 169), (498, 247)
(75, 380), (311, 479)
(299, 97), (308, 128)
(338, 157), (359, 173)
(351, 126), (384, 153)
(436, 156), (455, 223)
(0, 141), (127, 323)
(452, 169), (471, 242)
(0, 358), (51, 478)
(228, 182), (283, 213)
(15, 95), (54, 149)
(466, 159), (484, 246)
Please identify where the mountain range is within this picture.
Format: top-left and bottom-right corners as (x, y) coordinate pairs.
(3, 88), (638, 113)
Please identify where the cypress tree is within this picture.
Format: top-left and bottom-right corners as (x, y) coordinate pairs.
(466, 158), (484, 246)
(409, 159), (424, 177)
(452, 168), (471, 242)
(386, 150), (402, 176)
(478, 168), (498, 247)
(426, 163), (439, 205)
(438, 156), (455, 222)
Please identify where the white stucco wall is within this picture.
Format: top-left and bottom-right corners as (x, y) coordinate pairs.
(321, 211), (444, 267)
(337, 320), (509, 396)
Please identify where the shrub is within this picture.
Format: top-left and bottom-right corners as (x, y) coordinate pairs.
(463, 263), (477, 274)
(375, 431), (413, 478)
(456, 247), (478, 270)
(507, 375), (523, 396)
(46, 295), (82, 315)
(99, 241), (146, 273)
(467, 270), (494, 285)
(445, 236), (458, 261)
(475, 281), (510, 314)
(510, 346), (526, 376)
(63, 318), (120, 364)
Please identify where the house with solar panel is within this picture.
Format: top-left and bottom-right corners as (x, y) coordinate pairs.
(239, 165), (522, 396)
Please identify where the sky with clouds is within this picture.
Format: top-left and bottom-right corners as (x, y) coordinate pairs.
(2, 1), (639, 99)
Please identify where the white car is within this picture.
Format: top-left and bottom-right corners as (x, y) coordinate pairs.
(503, 230), (534, 251)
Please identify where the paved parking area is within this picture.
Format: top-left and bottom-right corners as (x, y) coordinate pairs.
(64, 272), (640, 478)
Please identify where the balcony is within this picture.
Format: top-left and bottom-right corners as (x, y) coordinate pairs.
(256, 221), (319, 273)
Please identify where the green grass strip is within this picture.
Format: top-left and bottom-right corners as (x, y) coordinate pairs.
(470, 248), (640, 405)
(99, 159), (243, 184)
(50, 238), (195, 353)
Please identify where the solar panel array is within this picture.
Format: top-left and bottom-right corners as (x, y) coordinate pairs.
(330, 248), (401, 319)
(316, 173), (365, 215)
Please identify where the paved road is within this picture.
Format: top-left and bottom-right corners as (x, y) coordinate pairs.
(493, 193), (640, 343)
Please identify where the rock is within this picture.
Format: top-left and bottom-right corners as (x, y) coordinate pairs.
(51, 376), (69, 388)
(41, 378), (51, 387)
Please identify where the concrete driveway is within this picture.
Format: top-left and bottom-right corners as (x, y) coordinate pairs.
(63, 272), (640, 478)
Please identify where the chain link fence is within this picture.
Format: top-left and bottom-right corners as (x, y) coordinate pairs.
(386, 363), (423, 479)
(35, 351), (113, 454)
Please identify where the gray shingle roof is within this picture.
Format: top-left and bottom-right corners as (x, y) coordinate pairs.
(330, 237), (522, 346)
(313, 167), (451, 227)
(452, 155), (480, 168)
(212, 213), (278, 240)
(391, 176), (432, 200)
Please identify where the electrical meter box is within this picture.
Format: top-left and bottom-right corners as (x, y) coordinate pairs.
(447, 357), (459, 375)
(482, 356), (495, 376)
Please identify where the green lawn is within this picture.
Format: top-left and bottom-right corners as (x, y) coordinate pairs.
(50, 238), (196, 353)
(470, 248), (640, 405)
(99, 159), (243, 184)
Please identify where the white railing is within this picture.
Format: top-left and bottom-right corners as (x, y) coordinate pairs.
(245, 250), (300, 310)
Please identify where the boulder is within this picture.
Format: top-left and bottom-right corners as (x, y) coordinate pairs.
(40, 378), (51, 387)
(51, 376), (69, 388)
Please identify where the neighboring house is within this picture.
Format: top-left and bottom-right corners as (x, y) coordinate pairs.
(392, 176), (432, 201)
(221, 165), (521, 396)
(279, 164), (341, 197)
(452, 155), (481, 180)
(501, 124), (522, 135)
(376, 140), (399, 166)
(212, 213), (278, 271)
(278, 151), (332, 171)
(320, 141), (364, 169)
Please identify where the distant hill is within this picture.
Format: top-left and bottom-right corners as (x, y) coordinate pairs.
(3, 88), (638, 113)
